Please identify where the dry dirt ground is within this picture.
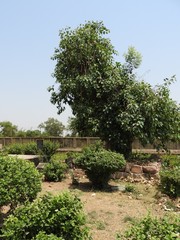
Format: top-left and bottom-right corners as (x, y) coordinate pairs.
(41, 174), (177, 240)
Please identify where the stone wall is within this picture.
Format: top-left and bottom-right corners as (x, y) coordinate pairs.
(112, 161), (161, 183)
(0, 137), (180, 152)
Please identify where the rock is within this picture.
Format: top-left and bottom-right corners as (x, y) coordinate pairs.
(125, 163), (132, 173)
(143, 166), (158, 174)
(36, 162), (47, 171)
(131, 165), (142, 174)
(111, 185), (126, 192)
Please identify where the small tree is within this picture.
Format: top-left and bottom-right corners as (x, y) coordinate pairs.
(0, 156), (42, 211)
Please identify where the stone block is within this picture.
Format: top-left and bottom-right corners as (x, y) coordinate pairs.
(142, 166), (158, 174)
(131, 165), (142, 174)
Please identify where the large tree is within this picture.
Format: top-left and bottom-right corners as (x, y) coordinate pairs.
(49, 21), (180, 158)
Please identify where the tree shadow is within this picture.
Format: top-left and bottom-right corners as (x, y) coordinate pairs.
(68, 179), (118, 193)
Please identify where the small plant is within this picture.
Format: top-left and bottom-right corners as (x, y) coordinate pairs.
(43, 156), (67, 182)
(96, 220), (107, 230)
(125, 184), (136, 193)
(75, 142), (126, 189)
(0, 156), (42, 211)
(117, 214), (180, 239)
(24, 141), (38, 155)
(1, 192), (91, 240)
(123, 215), (136, 223)
(41, 140), (59, 162)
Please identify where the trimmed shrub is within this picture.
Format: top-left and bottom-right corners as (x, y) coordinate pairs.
(117, 214), (180, 239)
(0, 156), (42, 210)
(43, 155), (68, 181)
(1, 192), (91, 240)
(76, 142), (126, 189)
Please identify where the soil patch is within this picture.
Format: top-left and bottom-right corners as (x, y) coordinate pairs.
(41, 175), (167, 240)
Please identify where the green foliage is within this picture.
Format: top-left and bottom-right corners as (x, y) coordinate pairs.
(33, 232), (64, 240)
(24, 142), (38, 154)
(160, 166), (180, 198)
(0, 156), (42, 209)
(125, 184), (136, 193)
(117, 214), (180, 239)
(5, 142), (38, 155)
(38, 118), (65, 136)
(76, 142), (126, 189)
(0, 121), (18, 137)
(49, 20), (180, 158)
(1, 192), (91, 240)
(5, 142), (25, 154)
(160, 154), (180, 198)
(161, 154), (180, 168)
(41, 140), (59, 162)
(129, 152), (160, 164)
(43, 155), (67, 181)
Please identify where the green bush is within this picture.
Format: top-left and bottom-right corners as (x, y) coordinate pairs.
(43, 155), (68, 181)
(0, 156), (42, 210)
(76, 142), (126, 189)
(160, 166), (180, 198)
(117, 214), (180, 239)
(161, 154), (180, 168)
(1, 192), (91, 240)
(41, 140), (59, 162)
(5, 142), (38, 155)
(5, 143), (25, 154)
(24, 142), (38, 155)
(160, 155), (180, 198)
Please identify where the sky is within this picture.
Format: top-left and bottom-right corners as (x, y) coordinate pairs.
(0, 0), (179, 130)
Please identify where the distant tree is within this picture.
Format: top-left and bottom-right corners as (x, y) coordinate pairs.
(38, 118), (65, 136)
(25, 129), (42, 137)
(49, 21), (180, 158)
(0, 121), (18, 137)
(16, 129), (27, 137)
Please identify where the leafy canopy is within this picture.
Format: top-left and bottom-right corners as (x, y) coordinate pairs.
(49, 20), (180, 158)
(38, 118), (65, 136)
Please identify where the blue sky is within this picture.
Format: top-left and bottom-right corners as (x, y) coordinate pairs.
(0, 0), (179, 130)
